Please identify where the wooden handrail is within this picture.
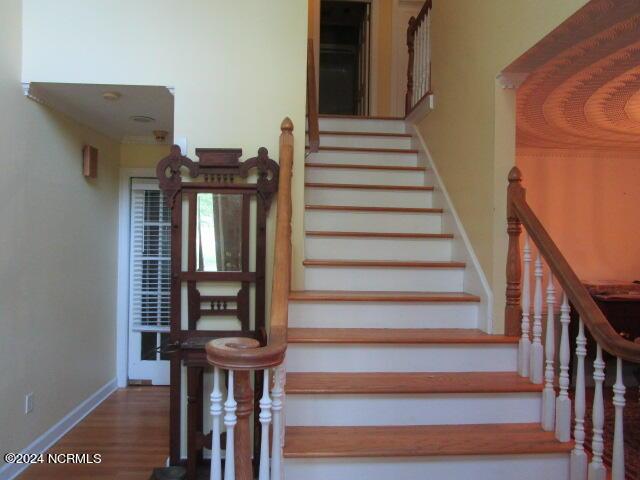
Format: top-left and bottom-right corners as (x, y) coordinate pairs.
(307, 39), (320, 153)
(506, 166), (640, 364)
(405, 0), (433, 115)
(206, 118), (294, 369)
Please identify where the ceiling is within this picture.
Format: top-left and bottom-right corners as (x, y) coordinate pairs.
(503, 0), (640, 151)
(25, 83), (174, 143)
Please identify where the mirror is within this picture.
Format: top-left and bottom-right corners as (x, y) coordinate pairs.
(196, 193), (243, 271)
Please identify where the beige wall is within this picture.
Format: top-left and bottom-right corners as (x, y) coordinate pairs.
(23, 0), (309, 288)
(518, 149), (640, 283)
(0, 0), (120, 463)
(415, 0), (588, 332)
(120, 143), (170, 169)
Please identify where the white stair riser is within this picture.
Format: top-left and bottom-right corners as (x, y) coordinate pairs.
(288, 302), (479, 329)
(304, 266), (465, 292)
(305, 210), (443, 233)
(305, 236), (452, 261)
(286, 344), (518, 372)
(317, 134), (412, 150)
(319, 117), (407, 134)
(286, 393), (541, 426)
(284, 455), (570, 480)
(309, 151), (419, 167)
(305, 167), (428, 186)
(306, 188), (433, 208)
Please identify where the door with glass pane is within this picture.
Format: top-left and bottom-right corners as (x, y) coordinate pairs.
(128, 179), (171, 385)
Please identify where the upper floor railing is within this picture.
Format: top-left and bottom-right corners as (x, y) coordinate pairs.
(405, 0), (432, 115)
(205, 118), (293, 480)
(505, 166), (640, 480)
(306, 38), (320, 153)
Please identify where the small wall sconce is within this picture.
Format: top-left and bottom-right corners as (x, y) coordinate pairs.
(83, 145), (98, 178)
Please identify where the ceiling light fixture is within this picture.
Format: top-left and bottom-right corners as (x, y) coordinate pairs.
(102, 91), (122, 101)
(130, 115), (156, 123)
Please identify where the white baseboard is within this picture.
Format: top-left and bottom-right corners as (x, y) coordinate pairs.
(0, 378), (118, 480)
(408, 125), (494, 333)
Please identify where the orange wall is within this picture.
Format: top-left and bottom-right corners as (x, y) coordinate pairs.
(517, 149), (640, 283)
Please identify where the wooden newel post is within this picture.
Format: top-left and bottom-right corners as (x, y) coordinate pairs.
(234, 370), (254, 480)
(505, 166), (525, 336)
(405, 17), (417, 115)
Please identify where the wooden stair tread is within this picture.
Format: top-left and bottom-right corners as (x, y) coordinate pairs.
(289, 290), (480, 302)
(305, 205), (443, 214)
(287, 328), (519, 344)
(303, 259), (465, 268)
(306, 231), (453, 239)
(310, 146), (419, 154)
(284, 424), (573, 458)
(318, 114), (405, 121)
(305, 182), (433, 191)
(305, 162), (425, 171)
(285, 372), (543, 394)
(317, 130), (412, 138)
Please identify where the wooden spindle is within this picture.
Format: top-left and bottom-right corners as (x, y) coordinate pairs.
(405, 17), (416, 114)
(612, 357), (626, 480)
(271, 365), (285, 480)
(258, 369), (272, 480)
(542, 271), (556, 431)
(223, 370), (237, 480)
(418, 23), (424, 100)
(210, 367), (223, 480)
(570, 317), (588, 480)
(518, 234), (531, 377)
(555, 293), (571, 441)
(530, 253), (543, 384)
(588, 344), (606, 480)
(426, 13), (432, 92)
(234, 371), (253, 480)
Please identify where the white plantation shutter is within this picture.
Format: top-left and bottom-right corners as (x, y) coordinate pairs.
(129, 179), (171, 332)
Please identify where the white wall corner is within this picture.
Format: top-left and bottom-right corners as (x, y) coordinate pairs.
(0, 379), (117, 480)
(408, 123), (494, 332)
(496, 72), (529, 89)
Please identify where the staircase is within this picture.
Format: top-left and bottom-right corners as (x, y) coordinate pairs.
(285, 115), (572, 479)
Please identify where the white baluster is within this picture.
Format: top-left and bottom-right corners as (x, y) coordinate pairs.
(258, 369), (272, 480)
(518, 234), (531, 377)
(612, 357), (626, 480)
(210, 367), (223, 480)
(224, 370), (237, 480)
(271, 365), (285, 480)
(411, 28), (420, 107)
(530, 253), (544, 384)
(280, 365), (287, 449)
(416, 25), (421, 102)
(588, 344), (606, 480)
(426, 13), (432, 91)
(420, 24), (426, 98)
(555, 294), (571, 441)
(571, 318), (588, 480)
(542, 271), (556, 431)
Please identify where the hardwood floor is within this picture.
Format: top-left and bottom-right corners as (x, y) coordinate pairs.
(19, 387), (169, 480)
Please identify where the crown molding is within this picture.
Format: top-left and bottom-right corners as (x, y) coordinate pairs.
(497, 72), (529, 89)
(121, 135), (172, 145)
